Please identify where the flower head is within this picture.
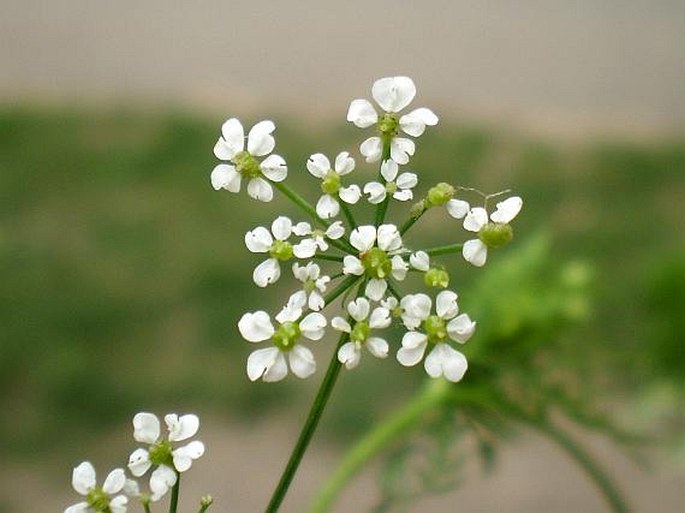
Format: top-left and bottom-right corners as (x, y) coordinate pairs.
(363, 160), (418, 204)
(307, 152), (361, 219)
(65, 462), (127, 513)
(332, 297), (392, 369)
(211, 118), (287, 202)
(287, 262), (331, 312)
(347, 76), (438, 164)
(292, 220), (345, 252)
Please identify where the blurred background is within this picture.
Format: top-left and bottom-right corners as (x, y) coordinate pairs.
(1, 1), (683, 512)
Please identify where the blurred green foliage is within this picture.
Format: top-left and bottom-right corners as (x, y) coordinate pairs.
(0, 107), (682, 460)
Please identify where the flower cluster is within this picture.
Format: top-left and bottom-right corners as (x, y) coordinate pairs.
(64, 412), (209, 513)
(210, 76), (523, 384)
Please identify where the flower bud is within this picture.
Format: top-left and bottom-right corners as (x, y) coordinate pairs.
(478, 223), (513, 248)
(426, 182), (455, 206)
(424, 268), (450, 288)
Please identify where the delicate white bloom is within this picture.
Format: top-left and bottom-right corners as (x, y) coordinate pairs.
(409, 250), (430, 271)
(333, 297), (391, 369)
(238, 308), (327, 382)
(211, 118), (287, 202)
(448, 196), (523, 267)
(292, 220), (345, 252)
(364, 160), (418, 204)
(342, 224), (406, 301)
(396, 291), (476, 382)
(65, 462), (127, 513)
(347, 76), (438, 164)
(127, 413), (205, 501)
(245, 216), (317, 287)
(285, 262), (330, 312)
(306, 152), (361, 219)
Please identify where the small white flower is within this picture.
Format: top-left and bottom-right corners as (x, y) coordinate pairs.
(347, 76), (438, 164)
(211, 118), (287, 202)
(65, 462), (128, 513)
(127, 413), (205, 501)
(307, 152), (361, 219)
(286, 262), (330, 312)
(364, 160), (418, 204)
(238, 308), (327, 382)
(332, 297), (392, 369)
(396, 291), (476, 382)
(342, 224), (407, 301)
(409, 250), (430, 271)
(292, 220), (345, 252)
(245, 216), (317, 287)
(448, 196), (523, 267)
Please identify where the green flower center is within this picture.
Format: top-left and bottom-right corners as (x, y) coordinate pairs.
(269, 240), (294, 261)
(385, 181), (398, 194)
(478, 222), (513, 248)
(233, 150), (262, 179)
(303, 279), (317, 294)
(321, 170), (342, 195)
(149, 440), (174, 467)
(361, 247), (392, 279)
(423, 315), (447, 344)
(272, 321), (300, 351)
(378, 113), (400, 140)
(426, 182), (455, 206)
(350, 321), (370, 343)
(424, 268), (450, 288)
(86, 487), (111, 512)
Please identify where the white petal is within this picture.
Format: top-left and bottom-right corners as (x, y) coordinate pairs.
(213, 137), (234, 161)
(347, 297), (370, 322)
(123, 479), (140, 497)
(247, 347), (282, 382)
(247, 120), (276, 157)
(291, 263), (308, 282)
(360, 136), (383, 163)
(289, 344), (316, 378)
(338, 341), (362, 369)
(395, 172), (417, 190)
(306, 153), (331, 178)
(271, 216), (292, 241)
(463, 239), (488, 267)
(350, 225), (377, 252)
(343, 255), (364, 275)
(220, 118), (245, 156)
(253, 258), (281, 287)
(72, 461), (96, 495)
(293, 239), (317, 259)
(238, 311), (275, 342)
(102, 468), (126, 494)
(326, 221), (345, 239)
(390, 137), (415, 165)
(396, 339), (427, 367)
(308, 290), (325, 311)
(380, 160), (398, 181)
(127, 449), (151, 477)
(366, 337), (389, 358)
(463, 207), (488, 232)
(381, 296), (398, 310)
(436, 290), (459, 319)
(282, 291), (307, 318)
(369, 307), (391, 329)
(339, 184), (361, 204)
(334, 151), (355, 175)
(260, 154), (288, 182)
(316, 194), (339, 219)
(365, 279), (387, 301)
(65, 502), (89, 513)
(377, 224), (402, 252)
(110, 496), (128, 513)
(247, 177), (273, 202)
(392, 189), (413, 202)
(346, 99), (378, 128)
(245, 226), (273, 253)
(331, 316), (351, 333)
(133, 413), (160, 444)
(149, 465), (177, 502)
(210, 164), (241, 192)
(364, 181), (386, 204)
(172, 441), (205, 472)
(391, 255), (408, 281)
(401, 330), (429, 349)
(447, 313), (476, 343)
(490, 196), (523, 223)
(446, 199), (470, 219)
(165, 413), (199, 442)
(292, 221), (312, 236)
(372, 76), (416, 113)
(299, 312), (327, 340)
(424, 343), (467, 382)
(410, 251), (430, 271)
(399, 107), (439, 137)
(400, 293), (432, 321)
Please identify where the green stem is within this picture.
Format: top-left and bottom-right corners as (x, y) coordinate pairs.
(264, 332), (350, 513)
(424, 243), (463, 257)
(373, 143), (392, 227)
(169, 473), (180, 513)
(313, 253), (344, 263)
(399, 208), (426, 236)
(340, 201), (358, 232)
(143, 501), (152, 513)
(322, 275), (359, 306)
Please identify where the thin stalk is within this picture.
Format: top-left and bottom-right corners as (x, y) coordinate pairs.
(143, 501), (152, 513)
(168, 473), (180, 513)
(313, 253), (345, 263)
(424, 242), (463, 257)
(340, 201), (358, 232)
(399, 209), (426, 236)
(322, 275), (359, 306)
(373, 143), (392, 227)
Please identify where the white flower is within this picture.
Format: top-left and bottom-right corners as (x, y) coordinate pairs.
(245, 216), (317, 287)
(363, 160), (418, 204)
(342, 224), (407, 301)
(286, 262), (330, 312)
(210, 118), (287, 202)
(396, 291), (476, 382)
(292, 220), (345, 252)
(447, 196), (523, 267)
(65, 462), (127, 513)
(409, 250), (430, 271)
(332, 297), (391, 369)
(238, 308), (327, 382)
(347, 76), (438, 164)
(127, 413), (205, 501)
(307, 152), (361, 219)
